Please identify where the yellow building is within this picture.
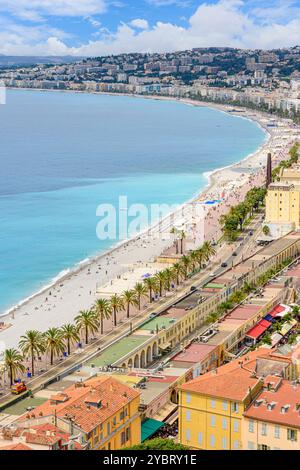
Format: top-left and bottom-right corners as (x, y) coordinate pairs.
(243, 378), (300, 450)
(178, 349), (294, 450)
(18, 376), (141, 450)
(265, 164), (300, 232)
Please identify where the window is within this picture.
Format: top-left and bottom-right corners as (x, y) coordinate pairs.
(113, 416), (117, 426)
(287, 429), (297, 442)
(211, 399), (216, 409)
(248, 420), (254, 433)
(222, 418), (227, 430)
(222, 400), (228, 411)
(121, 432), (126, 446)
(248, 442), (255, 450)
(261, 423), (268, 436)
(222, 437), (227, 450)
(186, 429), (191, 441)
(233, 440), (239, 450)
(186, 410), (191, 422)
(126, 427), (130, 442)
(210, 415), (216, 427)
(210, 435), (216, 448)
(274, 426), (280, 439)
(232, 402), (239, 413)
(107, 422), (111, 435)
(198, 432), (203, 445)
(233, 420), (239, 433)
(186, 392), (191, 404)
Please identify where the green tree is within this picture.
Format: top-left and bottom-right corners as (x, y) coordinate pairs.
(110, 294), (124, 327)
(44, 327), (65, 366)
(122, 290), (138, 319)
(144, 277), (158, 303)
(19, 330), (45, 376)
(134, 283), (148, 310)
(263, 225), (271, 236)
(154, 271), (167, 297)
(126, 438), (188, 450)
(75, 310), (99, 344)
(60, 324), (80, 355)
(94, 298), (112, 334)
(4, 349), (25, 386)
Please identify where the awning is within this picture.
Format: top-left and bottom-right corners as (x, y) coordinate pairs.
(141, 418), (165, 442)
(268, 305), (286, 318)
(152, 402), (178, 422)
(280, 320), (297, 336)
(271, 332), (283, 347)
(264, 314), (275, 322)
(246, 319), (272, 340)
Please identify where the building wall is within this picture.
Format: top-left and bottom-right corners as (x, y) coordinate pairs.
(243, 417), (300, 450)
(179, 391), (245, 450)
(266, 188), (300, 228)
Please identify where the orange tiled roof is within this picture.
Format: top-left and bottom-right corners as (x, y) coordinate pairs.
(19, 376), (140, 434)
(0, 443), (32, 451)
(180, 348), (289, 401)
(244, 380), (300, 429)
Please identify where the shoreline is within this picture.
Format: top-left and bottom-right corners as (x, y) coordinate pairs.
(0, 90), (297, 345)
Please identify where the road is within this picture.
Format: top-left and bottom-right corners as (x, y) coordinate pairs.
(0, 216), (264, 409)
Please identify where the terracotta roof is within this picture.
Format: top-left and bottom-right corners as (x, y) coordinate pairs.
(0, 443), (32, 451)
(244, 380), (300, 428)
(173, 344), (217, 364)
(180, 349), (290, 401)
(19, 376), (140, 434)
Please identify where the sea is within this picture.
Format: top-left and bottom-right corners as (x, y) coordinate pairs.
(0, 89), (266, 313)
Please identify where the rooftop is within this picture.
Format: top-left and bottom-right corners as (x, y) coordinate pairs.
(18, 376), (140, 434)
(244, 380), (300, 429)
(87, 335), (147, 367)
(172, 343), (218, 364)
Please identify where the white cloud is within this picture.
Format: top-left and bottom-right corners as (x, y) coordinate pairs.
(0, 0), (107, 20)
(0, 0), (299, 56)
(130, 19), (149, 30)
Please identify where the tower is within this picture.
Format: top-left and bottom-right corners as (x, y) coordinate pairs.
(266, 152), (272, 188)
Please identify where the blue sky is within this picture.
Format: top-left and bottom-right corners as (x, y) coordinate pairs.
(0, 1), (299, 55)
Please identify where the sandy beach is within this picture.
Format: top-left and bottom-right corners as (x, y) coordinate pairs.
(1, 93), (299, 350)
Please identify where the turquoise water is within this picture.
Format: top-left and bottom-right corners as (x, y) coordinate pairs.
(0, 90), (266, 313)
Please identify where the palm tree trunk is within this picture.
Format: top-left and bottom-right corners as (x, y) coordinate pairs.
(85, 326), (88, 344)
(127, 304), (130, 319)
(181, 238), (184, 255)
(114, 309), (117, 327)
(138, 295), (141, 310)
(149, 288), (152, 303)
(31, 347), (34, 376)
(68, 339), (71, 356)
(9, 366), (13, 386)
(51, 350), (54, 366)
(101, 317), (104, 335)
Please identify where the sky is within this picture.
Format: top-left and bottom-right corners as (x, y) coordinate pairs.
(0, 0), (299, 56)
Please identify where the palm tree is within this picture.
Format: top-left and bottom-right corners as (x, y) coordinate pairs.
(180, 255), (192, 280)
(144, 277), (158, 303)
(172, 262), (183, 286)
(110, 294), (124, 327)
(122, 290), (138, 319)
(170, 227), (179, 254)
(94, 298), (112, 334)
(4, 349), (25, 386)
(179, 230), (186, 255)
(194, 247), (205, 269)
(19, 330), (45, 377)
(163, 268), (174, 292)
(75, 310), (99, 344)
(44, 328), (65, 366)
(154, 271), (167, 297)
(134, 283), (148, 310)
(202, 241), (216, 262)
(60, 324), (80, 356)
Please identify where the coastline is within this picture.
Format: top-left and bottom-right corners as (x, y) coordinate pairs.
(1, 89), (298, 348)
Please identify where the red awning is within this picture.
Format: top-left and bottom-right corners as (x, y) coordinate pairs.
(268, 305), (285, 318)
(246, 319), (272, 340)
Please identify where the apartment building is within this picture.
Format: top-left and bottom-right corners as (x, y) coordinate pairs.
(243, 379), (300, 450)
(178, 349), (294, 450)
(17, 376), (141, 450)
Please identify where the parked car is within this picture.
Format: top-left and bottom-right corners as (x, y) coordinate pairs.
(221, 262), (228, 268)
